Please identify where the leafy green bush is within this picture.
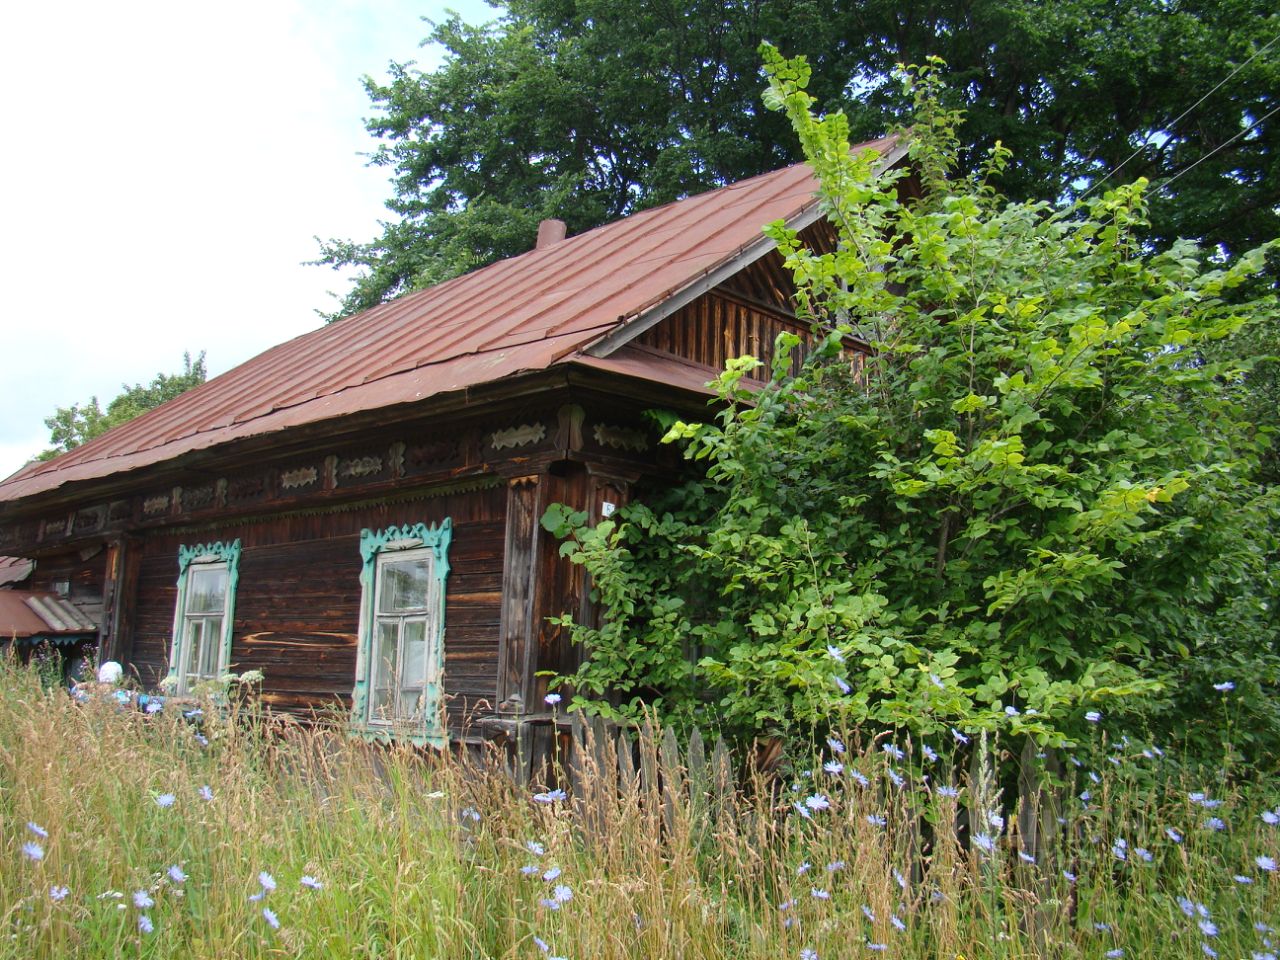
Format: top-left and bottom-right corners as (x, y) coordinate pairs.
(544, 52), (1279, 754)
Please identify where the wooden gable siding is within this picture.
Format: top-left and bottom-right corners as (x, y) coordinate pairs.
(636, 288), (811, 380)
(633, 219), (842, 379)
(123, 483), (506, 733)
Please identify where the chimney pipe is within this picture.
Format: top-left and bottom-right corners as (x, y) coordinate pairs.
(536, 218), (567, 249)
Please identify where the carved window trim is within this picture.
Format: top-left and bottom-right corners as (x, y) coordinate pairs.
(351, 520), (452, 747)
(167, 540), (241, 695)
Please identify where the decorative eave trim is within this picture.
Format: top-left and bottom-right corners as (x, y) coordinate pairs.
(581, 137), (911, 359)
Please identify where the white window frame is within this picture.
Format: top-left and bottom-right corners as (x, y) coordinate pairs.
(352, 521), (451, 746)
(167, 540), (241, 696)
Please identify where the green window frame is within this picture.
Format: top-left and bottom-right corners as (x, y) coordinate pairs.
(352, 520), (451, 746)
(167, 540), (241, 696)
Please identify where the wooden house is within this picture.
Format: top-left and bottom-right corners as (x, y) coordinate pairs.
(0, 137), (908, 748)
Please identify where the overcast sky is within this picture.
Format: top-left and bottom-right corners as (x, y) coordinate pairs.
(0, 0), (498, 478)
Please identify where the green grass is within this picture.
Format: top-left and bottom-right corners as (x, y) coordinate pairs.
(0, 663), (1275, 959)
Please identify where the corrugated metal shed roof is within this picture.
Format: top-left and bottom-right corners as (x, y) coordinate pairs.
(0, 591), (98, 639)
(0, 137), (900, 506)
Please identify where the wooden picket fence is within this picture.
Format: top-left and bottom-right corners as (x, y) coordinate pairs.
(496, 712), (745, 836)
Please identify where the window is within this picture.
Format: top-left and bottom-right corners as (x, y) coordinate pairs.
(353, 521), (451, 745)
(167, 540), (241, 696)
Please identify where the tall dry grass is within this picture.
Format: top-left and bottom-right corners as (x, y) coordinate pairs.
(0, 662), (1275, 959)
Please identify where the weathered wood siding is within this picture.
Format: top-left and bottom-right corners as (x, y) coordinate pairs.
(635, 221), (868, 381)
(26, 549), (108, 626)
(121, 483), (506, 733)
(637, 290), (812, 379)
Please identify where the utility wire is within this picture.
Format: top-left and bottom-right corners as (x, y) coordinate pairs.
(1074, 30), (1279, 203)
(1153, 101), (1280, 196)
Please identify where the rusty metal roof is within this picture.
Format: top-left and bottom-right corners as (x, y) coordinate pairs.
(0, 591), (98, 638)
(0, 137), (901, 506)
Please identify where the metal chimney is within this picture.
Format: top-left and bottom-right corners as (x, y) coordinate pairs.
(535, 219), (567, 249)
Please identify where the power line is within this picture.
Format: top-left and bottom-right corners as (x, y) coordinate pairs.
(1154, 101), (1280, 196)
(1075, 30), (1279, 203)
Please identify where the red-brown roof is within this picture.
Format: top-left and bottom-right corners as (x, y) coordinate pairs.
(0, 137), (901, 506)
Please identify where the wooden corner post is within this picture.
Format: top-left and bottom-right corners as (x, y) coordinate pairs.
(497, 475), (545, 716)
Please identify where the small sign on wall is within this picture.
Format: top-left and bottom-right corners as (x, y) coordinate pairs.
(601, 501), (617, 518)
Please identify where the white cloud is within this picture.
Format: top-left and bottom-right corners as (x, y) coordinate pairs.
(0, 0), (497, 474)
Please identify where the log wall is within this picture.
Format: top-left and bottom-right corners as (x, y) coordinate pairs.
(122, 483), (506, 734)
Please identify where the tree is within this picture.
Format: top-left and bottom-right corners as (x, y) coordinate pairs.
(40, 352), (207, 460)
(317, 0), (1278, 320)
(543, 52), (1279, 756)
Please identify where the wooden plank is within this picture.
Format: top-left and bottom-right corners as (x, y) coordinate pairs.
(660, 726), (682, 836)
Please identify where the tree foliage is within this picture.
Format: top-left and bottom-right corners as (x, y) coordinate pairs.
(317, 0), (1278, 320)
(543, 52), (1279, 756)
(40, 352), (207, 460)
